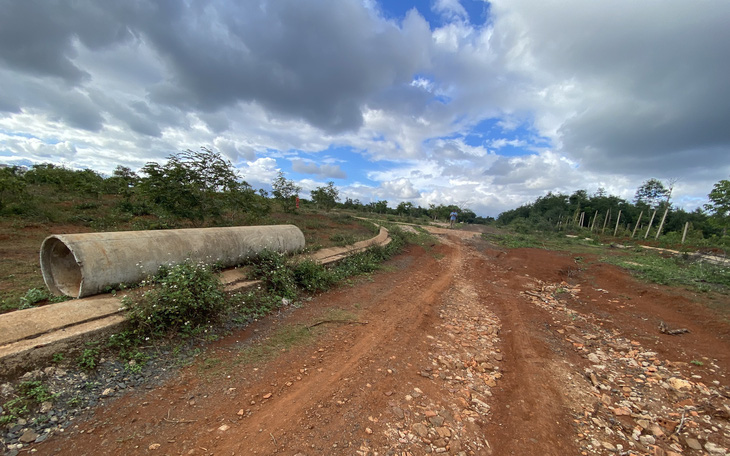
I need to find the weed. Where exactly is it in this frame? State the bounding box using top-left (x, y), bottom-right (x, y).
top-left (0, 380), bottom-right (56, 423)
top-left (690, 360), bottom-right (704, 366)
top-left (329, 233), bottom-right (356, 246)
top-left (77, 347), bottom-right (100, 371)
top-left (18, 287), bottom-right (49, 309)
top-left (51, 352), bottom-right (65, 364)
top-left (67, 395), bottom-right (84, 408)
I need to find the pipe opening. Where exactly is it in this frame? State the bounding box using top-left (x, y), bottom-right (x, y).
top-left (40, 237), bottom-right (82, 298)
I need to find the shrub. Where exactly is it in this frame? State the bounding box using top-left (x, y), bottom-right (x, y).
top-left (123, 260), bottom-right (226, 338)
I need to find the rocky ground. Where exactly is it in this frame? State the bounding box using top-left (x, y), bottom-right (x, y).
top-left (2, 227), bottom-right (729, 455)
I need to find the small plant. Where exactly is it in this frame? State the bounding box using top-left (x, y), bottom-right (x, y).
top-left (690, 359), bottom-right (704, 366)
top-left (67, 395), bottom-right (84, 408)
top-left (1, 380), bottom-right (56, 424)
top-left (51, 352), bottom-right (65, 364)
top-left (77, 347), bottom-right (100, 371)
top-left (19, 288), bottom-right (50, 309)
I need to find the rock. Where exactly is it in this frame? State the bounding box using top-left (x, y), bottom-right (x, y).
top-left (218, 424), bottom-right (230, 432)
top-left (685, 437), bottom-right (702, 450)
top-left (588, 353), bottom-right (600, 364)
top-left (19, 429), bottom-right (40, 443)
top-left (436, 427), bottom-right (451, 438)
top-left (612, 407), bottom-right (631, 416)
top-left (413, 423), bottom-right (429, 438)
top-left (602, 441), bottom-right (616, 451)
top-left (667, 377), bottom-right (692, 391)
top-left (639, 435), bottom-right (656, 445)
top-left (101, 388), bottom-right (114, 397)
top-left (263, 393), bottom-right (272, 399)
top-left (705, 442), bottom-right (727, 455)
top-left (149, 443), bottom-right (161, 450)
top-left (40, 401), bottom-right (54, 413)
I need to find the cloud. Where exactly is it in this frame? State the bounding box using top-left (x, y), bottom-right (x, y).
top-left (291, 159), bottom-right (347, 179)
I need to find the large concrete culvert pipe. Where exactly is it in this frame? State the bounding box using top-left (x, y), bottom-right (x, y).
top-left (40, 225), bottom-right (305, 298)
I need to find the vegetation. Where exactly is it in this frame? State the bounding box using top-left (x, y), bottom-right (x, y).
top-left (0, 380), bottom-right (56, 425)
top-left (496, 178), bottom-right (729, 251)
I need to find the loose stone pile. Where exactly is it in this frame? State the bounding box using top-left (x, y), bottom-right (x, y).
top-left (360, 277), bottom-right (500, 455)
top-left (523, 281), bottom-right (730, 456)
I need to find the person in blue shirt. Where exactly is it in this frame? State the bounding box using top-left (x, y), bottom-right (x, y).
top-left (449, 210), bottom-right (458, 228)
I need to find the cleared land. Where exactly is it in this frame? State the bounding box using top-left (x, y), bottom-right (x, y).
top-left (15, 226), bottom-right (729, 456)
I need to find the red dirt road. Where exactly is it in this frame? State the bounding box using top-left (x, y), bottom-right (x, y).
top-left (34, 229), bottom-right (730, 455)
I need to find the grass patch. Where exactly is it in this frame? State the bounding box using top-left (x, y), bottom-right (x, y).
top-left (602, 250), bottom-right (730, 294)
top-left (236, 325), bottom-right (314, 366)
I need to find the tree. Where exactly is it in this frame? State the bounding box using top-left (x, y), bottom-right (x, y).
top-left (704, 178), bottom-right (730, 235)
top-left (0, 166), bottom-right (27, 212)
top-left (271, 171), bottom-right (301, 213)
top-left (635, 178), bottom-right (670, 209)
top-left (310, 181), bottom-right (340, 212)
top-left (137, 147), bottom-right (251, 223)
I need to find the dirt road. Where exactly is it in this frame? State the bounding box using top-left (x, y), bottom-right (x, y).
top-left (34, 229), bottom-right (730, 455)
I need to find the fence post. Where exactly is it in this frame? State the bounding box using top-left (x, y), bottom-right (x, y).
top-left (644, 209), bottom-right (657, 239)
top-left (613, 210), bottom-right (622, 237)
top-left (631, 210), bottom-right (643, 239)
top-left (654, 206), bottom-right (670, 240)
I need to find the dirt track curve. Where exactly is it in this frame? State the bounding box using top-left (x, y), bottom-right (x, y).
top-left (32, 228), bottom-right (730, 456)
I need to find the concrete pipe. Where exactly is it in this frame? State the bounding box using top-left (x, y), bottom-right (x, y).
top-left (40, 225), bottom-right (305, 298)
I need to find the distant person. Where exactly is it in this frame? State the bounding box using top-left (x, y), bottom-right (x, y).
top-left (449, 210), bottom-right (458, 228)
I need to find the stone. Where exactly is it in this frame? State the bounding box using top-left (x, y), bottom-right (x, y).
top-left (218, 424), bottom-right (230, 432)
top-left (705, 442), bottom-right (727, 455)
top-left (667, 377), bottom-right (692, 391)
top-left (588, 353), bottom-right (600, 364)
top-left (19, 429), bottom-right (40, 443)
top-left (413, 423), bottom-right (429, 438)
top-left (685, 437), bottom-right (702, 450)
top-left (149, 443), bottom-right (161, 450)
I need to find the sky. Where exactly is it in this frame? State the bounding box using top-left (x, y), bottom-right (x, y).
top-left (1, 0), bottom-right (729, 218)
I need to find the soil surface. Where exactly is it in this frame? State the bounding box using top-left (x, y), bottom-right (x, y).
top-left (25, 229), bottom-right (730, 455)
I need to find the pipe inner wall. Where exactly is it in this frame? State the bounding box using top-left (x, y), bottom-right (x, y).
top-left (40, 225), bottom-right (305, 298)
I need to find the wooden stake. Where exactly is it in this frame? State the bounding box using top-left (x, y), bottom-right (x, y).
top-left (613, 210), bottom-right (622, 237)
top-left (602, 209), bottom-right (611, 234)
top-left (681, 221), bottom-right (690, 244)
top-left (654, 206), bottom-right (670, 240)
top-left (644, 209), bottom-right (657, 239)
top-left (590, 210), bottom-right (598, 231)
top-left (631, 210), bottom-right (643, 239)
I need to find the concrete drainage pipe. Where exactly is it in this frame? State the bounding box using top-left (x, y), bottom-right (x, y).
top-left (40, 225), bottom-right (305, 298)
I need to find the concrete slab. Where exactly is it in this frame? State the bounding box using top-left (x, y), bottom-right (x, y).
top-left (0, 295), bottom-right (123, 346)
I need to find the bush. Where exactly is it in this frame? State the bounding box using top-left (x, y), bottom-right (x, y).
top-left (246, 250), bottom-right (297, 299)
top-left (123, 260), bottom-right (226, 338)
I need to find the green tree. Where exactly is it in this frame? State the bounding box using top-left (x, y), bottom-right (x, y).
top-left (137, 147), bottom-right (250, 223)
top-left (310, 181), bottom-right (340, 212)
top-left (271, 171), bottom-right (301, 213)
top-left (635, 178), bottom-right (670, 209)
top-left (704, 178), bottom-right (730, 235)
top-left (0, 166), bottom-right (27, 212)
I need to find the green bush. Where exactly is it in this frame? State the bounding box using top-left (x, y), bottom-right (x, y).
top-left (123, 260), bottom-right (226, 338)
top-left (246, 250), bottom-right (297, 299)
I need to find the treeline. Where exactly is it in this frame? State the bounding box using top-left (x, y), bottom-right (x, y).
top-left (0, 148), bottom-right (490, 228)
top-left (496, 179), bottom-right (730, 248)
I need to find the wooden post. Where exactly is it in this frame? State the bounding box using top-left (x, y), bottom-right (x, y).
top-left (644, 209), bottom-right (657, 239)
top-left (602, 209), bottom-right (611, 234)
top-left (590, 210), bottom-right (598, 231)
top-left (654, 206), bottom-right (670, 240)
top-left (681, 221), bottom-right (690, 244)
top-left (631, 210), bottom-right (643, 239)
top-left (613, 210), bottom-right (622, 237)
